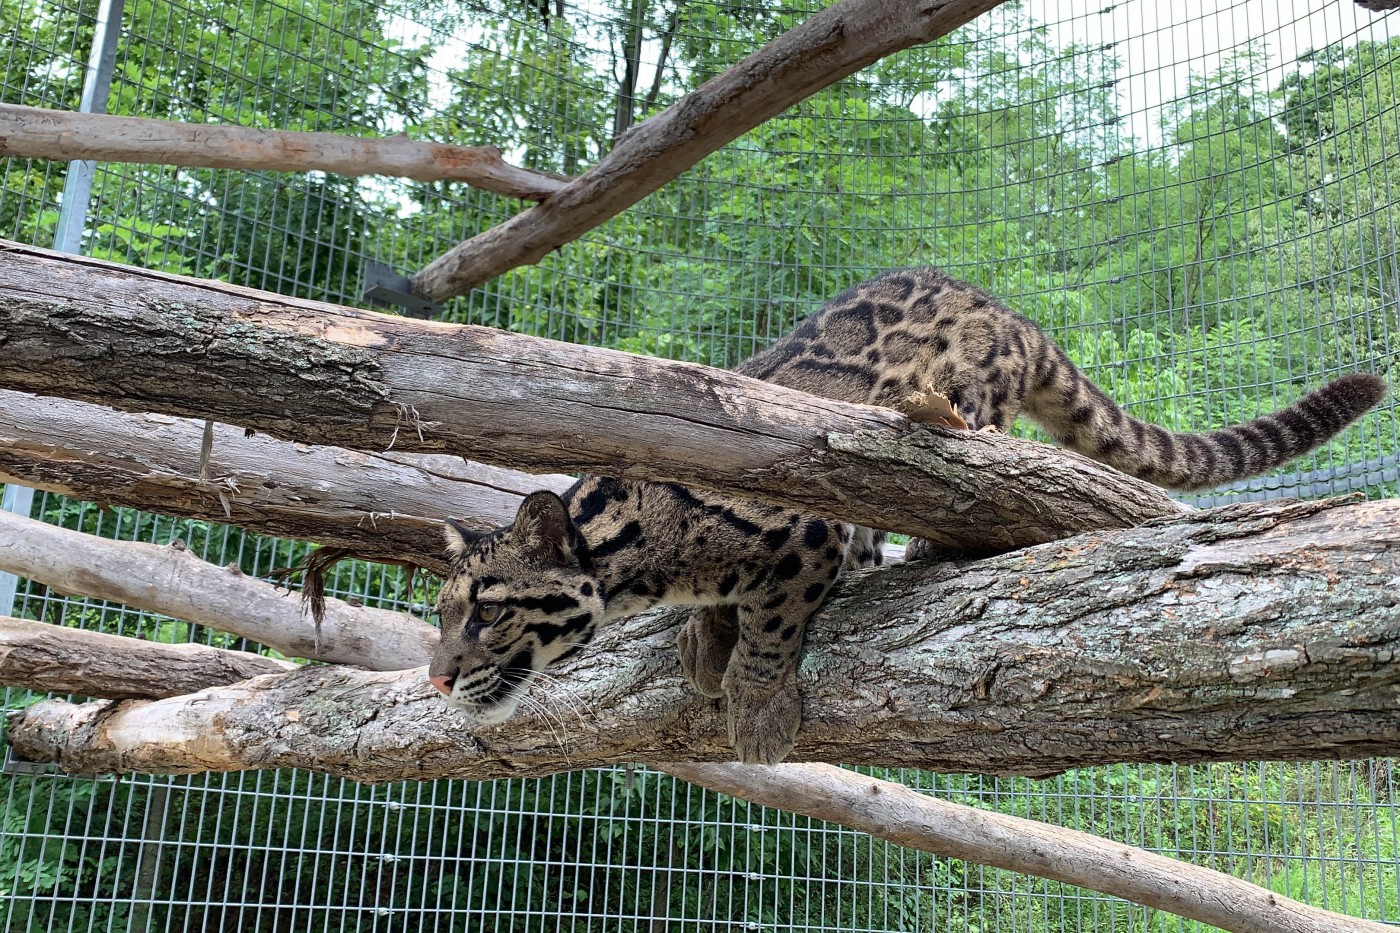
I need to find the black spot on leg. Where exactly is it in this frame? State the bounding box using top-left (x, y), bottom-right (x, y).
top-left (763, 527), bottom-right (791, 550)
top-left (718, 572), bottom-right (740, 597)
top-left (824, 547), bottom-right (840, 560)
top-left (827, 565), bottom-right (840, 580)
top-left (763, 615), bottom-right (786, 633)
top-left (763, 592), bottom-right (788, 610)
top-left (580, 583), bottom-right (594, 597)
top-left (803, 520), bottom-right (829, 548)
top-left (803, 582), bottom-right (827, 602)
top-left (774, 553), bottom-right (803, 580)
top-left (780, 624), bottom-right (798, 640)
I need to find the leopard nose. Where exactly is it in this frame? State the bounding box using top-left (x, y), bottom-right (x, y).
top-left (429, 673), bottom-right (455, 695)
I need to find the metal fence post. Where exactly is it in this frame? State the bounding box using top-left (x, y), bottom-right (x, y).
top-left (0, 0), bottom-right (126, 618)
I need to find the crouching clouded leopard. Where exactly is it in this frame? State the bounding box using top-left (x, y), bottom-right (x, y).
top-left (429, 266), bottom-right (1386, 765)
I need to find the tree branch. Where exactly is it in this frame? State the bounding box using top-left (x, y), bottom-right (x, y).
top-left (0, 615), bottom-right (296, 698)
top-left (9, 497), bottom-right (1398, 779)
top-left (408, 0), bottom-right (1011, 300)
top-left (0, 509), bottom-right (438, 669)
top-left (0, 104), bottom-right (569, 201)
top-left (0, 241), bottom-right (1183, 556)
top-left (0, 389), bottom-right (572, 571)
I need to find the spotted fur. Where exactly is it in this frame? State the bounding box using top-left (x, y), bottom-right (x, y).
top-left (430, 266), bottom-right (1386, 764)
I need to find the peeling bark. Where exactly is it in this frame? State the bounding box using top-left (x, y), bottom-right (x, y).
top-left (0, 389), bottom-right (572, 570)
top-left (9, 497), bottom-right (1398, 779)
top-left (0, 615), bottom-right (295, 698)
top-left (0, 104), bottom-right (569, 200)
top-left (0, 509), bottom-right (437, 668)
top-left (0, 242), bottom-right (1184, 556)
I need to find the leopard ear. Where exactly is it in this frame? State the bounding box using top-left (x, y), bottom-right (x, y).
top-left (443, 518), bottom-right (487, 562)
top-left (511, 491), bottom-right (577, 567)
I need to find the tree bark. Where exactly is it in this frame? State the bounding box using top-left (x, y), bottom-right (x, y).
top-left (0, 241), bottom-right (1184, 556)
top-left (0, 615), bottom-right (295, 698)
top-left (408, 0), bottom-right (1011, 300)
top-left (0, 389), bottom-right (572, 570)
top-left (9, 497), bottom-right (1398, 779)
top-left (0, 104), bottom-right (569, 201)
top-left (0, 509), bottom-right (438, 669)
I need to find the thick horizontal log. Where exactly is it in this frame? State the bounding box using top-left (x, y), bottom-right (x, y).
top-left (0, 390), bottom-right (572, 571)
top-left (5, 619), bottom-right (1378, 933)
top-left (409, 0), bottom-right (1010, 299)
top-left (9, 497), bottom-right (1398, 779)
top-left (0, 242), bottom-right (1184, 555)
top-left (0, 104), bottom-right (568, 201)
top-left (0, 509), bottom-right (437, 668)
top-left (665, 762), bottom-right (1388, 933)
top-left (0, 615), bottom-right (295, 698)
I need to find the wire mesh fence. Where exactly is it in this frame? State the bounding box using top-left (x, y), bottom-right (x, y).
top-left (2, 0), bottom-right (1398, 928)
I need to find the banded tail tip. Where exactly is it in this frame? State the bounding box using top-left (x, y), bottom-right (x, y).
top-left (1328, 372), bottom-right (1388, 414)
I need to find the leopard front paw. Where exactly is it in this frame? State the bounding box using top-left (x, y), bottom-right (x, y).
top-left (724, 680), bottom-right (801, 766)
top-left (678, 616), bottom-right (730, 698)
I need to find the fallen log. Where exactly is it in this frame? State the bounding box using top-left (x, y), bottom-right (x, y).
top-left (9, 497), bottom-right (1398, 778)
top-left (0, 240), bottom-right (1185, 556)
top-left (5, 617), bottom-right (1380, 933)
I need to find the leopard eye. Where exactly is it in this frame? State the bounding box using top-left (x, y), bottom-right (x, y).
top-left (477, 602), bottom-right (502, 624)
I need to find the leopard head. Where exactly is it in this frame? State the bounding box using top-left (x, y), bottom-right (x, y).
top-left (429, 491), bottom-right (605, 724)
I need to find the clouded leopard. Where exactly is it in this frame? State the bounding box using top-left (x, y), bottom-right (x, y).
top-left (429, 266), bottom-right (1386, 765)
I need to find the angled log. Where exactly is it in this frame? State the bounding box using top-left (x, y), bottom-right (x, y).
top-left (0, 615), bottom-right (295, 698)
top-left (0, 241), bottom-right (1184, 556)
top-left (665, 762), bottom-right (1389, 933)
top-left (9, 497), bottom-right (1398, 779)
top-left (408, 0), bottom-right (1011, 299)
top-left (0, 390), bottom-right (572, 571)
top-left (0, 509), bottom-right (437, 668)
top-left (0, 104), bottom-right (568, 201)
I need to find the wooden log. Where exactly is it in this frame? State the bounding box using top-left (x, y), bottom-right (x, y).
top-left (0, 509), bottom-right (438, 669)
top-left (409, 0), bottom-right (1011, 299)
top-left (0, 615), bottom-right (295, 698)
top-left (663, 762), bottom-right (1390, 933)
top-left (0, 389), bottom-right (572, 571)
top-left (0, 103), bottom-right (568, 201)
top-left (0, 241), bottom-right (1185, 556)
top-left (3, 618), bottom-right (1381, 933)
top-left (9, 497), bottom-right (1398, 779)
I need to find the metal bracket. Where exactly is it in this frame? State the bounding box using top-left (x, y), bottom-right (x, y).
top-left (363, 261), bottom-right (442, 319)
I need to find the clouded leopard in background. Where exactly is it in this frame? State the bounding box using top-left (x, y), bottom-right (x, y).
top-left (429, 266), bottom-right (1386, 765)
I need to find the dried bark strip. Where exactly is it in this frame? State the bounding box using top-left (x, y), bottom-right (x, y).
top-left (410, 0), bottom-right (1010, 299)
top-left (7, 625), bottom-right (1380, 932)
top-left (0, 615), bottom-right (295, 698)
top-left (0, 510), bottom-right (438, 669)
top-left (663, 763), bottom-right (1388, 933)
top-left (0, 104), bottom-right (568, 201)
top-left (0, 242), bottom-right (1184, 555)
top-left (10, 497), bottom-right (1399, 779)
top-left (0, 390), bottom-right (572, 571)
